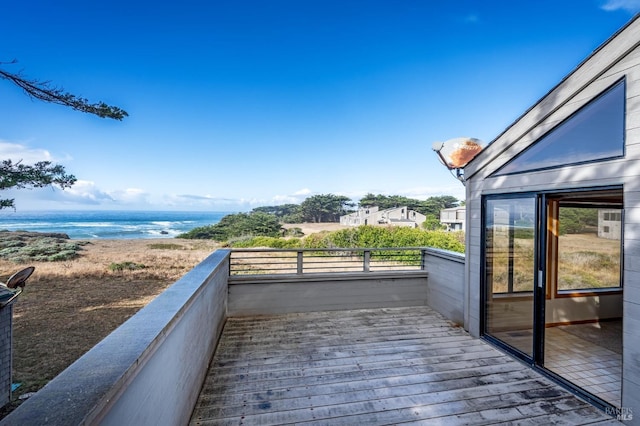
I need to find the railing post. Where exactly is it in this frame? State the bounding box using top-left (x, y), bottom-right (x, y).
top-left (421, 249), bottom-right (427, 270)
top-left (297, 251), bottom-right (303, 274)
top-left (363, 250), bottom-right (370, 272)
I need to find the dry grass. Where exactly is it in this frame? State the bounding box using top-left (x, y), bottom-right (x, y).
top-left (0, 238), bottom-right (219, 413)
top-left (557, 233), bottom-right (620, 290)
top-left (0, 223), bottom-right (344, 416)
top-left (281, 222), bottom-right (348, 235)
top-left (489, 232), bottom-right (620, 293)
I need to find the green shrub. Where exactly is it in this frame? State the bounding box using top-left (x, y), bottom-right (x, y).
top-left (178, 212), bottom-right (282, 241)
top-left (229, 236), bottom-right (302, 248)
top-left (284, 227), bottom-right (304, 237)
top-left (311, 226), bottom-right (464, 253)
top-left (228, 225), bottom-right (465, 253)
top-left (300, 232), bottom-right (333, 249)
top-left (108, 262), bottom-right (146, 272)
top-left (0, 231), bottom-right (82, 262)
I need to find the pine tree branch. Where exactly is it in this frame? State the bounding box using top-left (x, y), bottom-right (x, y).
top-left (0, 60), bottom-right (128, 120)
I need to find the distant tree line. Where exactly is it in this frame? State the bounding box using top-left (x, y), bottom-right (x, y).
top-left (252, 194), bottom-right (354, 223)
top-left (358, 193), bottom-right (460, 217)
top-left (178, 193), bottom-right (461, 242)
top-left (559, 207), bottom-right (598, 235)
top-left (253, 193), bottom-right (460, 224)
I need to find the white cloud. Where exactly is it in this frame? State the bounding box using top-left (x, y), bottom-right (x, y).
top-left (107, 188), bottom-right (150, 204)
top-left (293, 188), bottom-right (312, 196)
top-left (61, 180), bottom-right (116, 204)
top-left (2, 172), bottom-right (466, 211)
top-left (270, 188), bottom-right (324, 205)
top-left (0, 140), bottom-right (65, 164)
top-left (271, 194), bottom-right (300, 204)
top-left (166, 194), bottom-right (253, 211)
top-left (3, 181), bottom-right (157, 209)
top-left (600, 0), bottom-right (640, 12)
top-left (1, 181), bottom-right (113, 208)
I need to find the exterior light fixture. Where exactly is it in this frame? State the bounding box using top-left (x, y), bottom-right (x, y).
top-left (432, 137), bottom-right (485, 184)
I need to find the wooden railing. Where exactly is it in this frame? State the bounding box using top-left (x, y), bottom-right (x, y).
top-left (229, 247), bottom-right (427, 275)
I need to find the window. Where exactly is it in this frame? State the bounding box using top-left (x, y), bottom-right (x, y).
top-left (492, 80), bottom-right (625, 176)
top-left (485, 197), bottom-right (536, 294)
top-left (548, 201), bottom-right (622, 293)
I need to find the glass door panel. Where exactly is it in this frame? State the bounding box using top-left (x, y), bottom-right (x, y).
top-left (543, 192), bottom-right (623, 408)
top-left (485, 197), bottom-right (536, 357)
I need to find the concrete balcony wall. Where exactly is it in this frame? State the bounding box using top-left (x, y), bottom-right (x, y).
top-left (1, 249), bottom-right (230, 426)
top-left (423, 248), bottom-right (466, 327)
top-left (228, 271), bottom-right (429, 316)
top-left (227, 248), bottom-right (467, 319)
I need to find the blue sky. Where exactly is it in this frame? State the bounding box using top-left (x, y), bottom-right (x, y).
top-left (1, 1), bottom-right (639, 211)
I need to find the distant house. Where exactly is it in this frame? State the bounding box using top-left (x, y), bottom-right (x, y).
top-left (439, 206), bottom-right (465, 231)
top-left (598, 209), bottom-right (622, 240)
top-left (340, 206), bottom-right (426, 228)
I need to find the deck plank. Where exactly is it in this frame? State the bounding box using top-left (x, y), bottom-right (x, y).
top-left (190, 306), bottom-right (618, 425)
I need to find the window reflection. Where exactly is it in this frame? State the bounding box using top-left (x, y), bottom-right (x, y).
top-left (493, 80), bottom-right (625, 176)
top-left (485, 197), bottom-right (536, 356)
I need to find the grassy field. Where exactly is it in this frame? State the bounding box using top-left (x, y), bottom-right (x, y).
top-left (0, 223), bottom-right (346, 417)
top-left (0, 237), bottom-right (219, 416)
top-left (557, 232), bottom-right (621, 290)
top-left (489, 232), bottom-right (620, 293)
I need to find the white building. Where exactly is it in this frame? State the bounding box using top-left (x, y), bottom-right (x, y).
top-left (599, 209), bottom-right (622, 240)
top-left (439, 206), bottom-right (465, 231)
top-left (340, 206), bottom-right (426, 228)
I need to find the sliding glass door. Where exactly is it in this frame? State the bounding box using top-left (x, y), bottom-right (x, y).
top-left (484, 196), bottom-right (537, 358)
top-left (483, 188), bottom-right (623, 409)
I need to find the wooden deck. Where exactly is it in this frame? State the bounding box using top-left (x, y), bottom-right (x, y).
top-left (190, 306), bottom-right (619, 425)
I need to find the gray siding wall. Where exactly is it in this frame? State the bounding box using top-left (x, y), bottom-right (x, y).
top-left (423, 248), bottom-right (465, 326)
top-left (1, 250), bottom-right (230, 426)
top-left (463, 18), bottom-right (640, 421)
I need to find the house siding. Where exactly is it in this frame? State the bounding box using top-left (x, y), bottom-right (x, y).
top-left (463, 16), bottom-right (640, 421)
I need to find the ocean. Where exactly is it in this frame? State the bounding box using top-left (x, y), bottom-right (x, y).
top-left (0, 210), bottom-right (230, 240)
